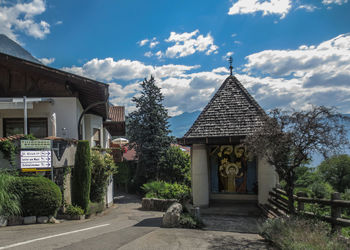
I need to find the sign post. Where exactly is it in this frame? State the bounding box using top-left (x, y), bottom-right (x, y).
top-left (21, 140), bottom-right (53, 181)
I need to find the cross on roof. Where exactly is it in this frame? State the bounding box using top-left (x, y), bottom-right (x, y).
top-left (228, 56), bottom-right (233, 76)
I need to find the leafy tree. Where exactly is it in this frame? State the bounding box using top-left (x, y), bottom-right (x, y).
top-left (127, 76), bottom-right (173, 186)
top-left (90, 151), bottom-right (118, 203)
top-left (245, 106), bottom-right (349, 213)
top-left (317, 154), bottom-right (350, 193)
top-left (159, 145), bottom-right (191, 186)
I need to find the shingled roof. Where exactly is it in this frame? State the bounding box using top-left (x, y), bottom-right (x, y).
top-left (180, 75), bottom-right (265, 144)
top-left (103, 106), bottom-right (125, 136)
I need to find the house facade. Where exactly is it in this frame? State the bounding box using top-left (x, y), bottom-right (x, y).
top-left (179, 75), bottom-right (278, 206)
top-left (0, 46), bottom-right (124, 146)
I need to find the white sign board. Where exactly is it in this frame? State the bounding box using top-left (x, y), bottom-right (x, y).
top-left (20, 150), bottom-right (51, 169)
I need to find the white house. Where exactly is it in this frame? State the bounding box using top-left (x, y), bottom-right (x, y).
top-left (0, 34), bottom-right (125, 146)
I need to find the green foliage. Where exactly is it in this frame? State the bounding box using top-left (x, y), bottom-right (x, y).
top-left (309, 181), bottom-right (334, 199)
top-left (342, 189), bottom-right (350, 217)
top-left (127, 76), bottom-right (173, 187)
top-left (65, 204), bottom-right (84, 216)
top-left (179, 213), bottom-right (204, 229)
top-left (260, 216), bottom-right (349, 249)
top-left (72, 140), bottom-right (91, 212)
top-left (142, 181), bottom-right (191, 202)
top-left (86, 202), bottom-right (105, 216)
top-left (14, 176), bottom-right (62, 216)
top-left (295, 166), bottom-right (320, 188)
top-left (0, 172), bottom-right (21, 216)
top-left (317, 154), bottom-right (350, 193)
top-left (159, 146), bottom-right (191, 187)
top-left (0, 135), bottom-right (37, 168)
top-left (90, 150), bottom-right (118, 203)
top-left (114, 161), bottom-right (130, 184)
top-left (0, 140), bottom-right (16, 167)
top-left (114, 161), bottom-right (137, 193)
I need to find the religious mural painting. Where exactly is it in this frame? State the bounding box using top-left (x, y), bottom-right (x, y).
top-left (209, 144), bottom-right (257, 194)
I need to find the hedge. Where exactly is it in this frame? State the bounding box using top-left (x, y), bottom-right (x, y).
top-left (14, 176), bottom-right (62, 216)
top-left (72, 141), bottom-right (91, 212)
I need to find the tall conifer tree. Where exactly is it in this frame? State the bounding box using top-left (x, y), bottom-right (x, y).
top-left (127, 76), bottom-right (172, 186)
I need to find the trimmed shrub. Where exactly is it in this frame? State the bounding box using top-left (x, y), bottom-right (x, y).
top-left (0, 172), bottom-right (21, 216)
top-left (86, 202), bottom-right (105, 216)
top-left (72, 141), bottom-right (91, 213)
top-left (65, 204), bottom-right (84, 216)
top-left (90, 151), bottom-right (117, 203)
top-left (14, 176), bottom-right (62, 216)
top-left (142, 181), bottom-right (191, 202)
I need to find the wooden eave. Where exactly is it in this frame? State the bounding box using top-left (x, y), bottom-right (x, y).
top-left (0, 52), bottom-right (109, 119)
top-left (177, 135), bottom-right (245, 146)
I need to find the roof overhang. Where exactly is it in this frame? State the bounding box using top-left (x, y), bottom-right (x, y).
top-left (103, 120), bottom-right (125, 136)
top-left (177, 135), bottom-right (246, 146)
top-left (0, 52), bottom-right (109, 119)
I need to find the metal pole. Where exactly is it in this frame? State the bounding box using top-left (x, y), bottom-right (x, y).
top-left (23, 96), bottom-right (28, 135)
top-left (51, 141), bottom-right (54, 182)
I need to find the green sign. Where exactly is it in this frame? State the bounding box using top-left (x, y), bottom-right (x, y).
top-left (21, 140), bottom-right (51, 149)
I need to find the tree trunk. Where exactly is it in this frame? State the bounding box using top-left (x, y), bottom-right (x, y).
top-left (286, 174), bottom-right (295, 214)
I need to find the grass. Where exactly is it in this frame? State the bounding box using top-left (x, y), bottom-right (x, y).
top-left (260, 216), bottom-right (350, 250)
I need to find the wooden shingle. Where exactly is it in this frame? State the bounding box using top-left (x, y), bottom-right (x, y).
top-left (183, 75), bottom-right (265, 139)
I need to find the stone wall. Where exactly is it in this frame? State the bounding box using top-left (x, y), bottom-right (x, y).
top-left (141, 198), bottom-right (178, 212)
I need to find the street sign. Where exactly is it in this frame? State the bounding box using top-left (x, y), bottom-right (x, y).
top-left (21, 140), bottom-right (51, 149)
top-left (20, 140), bottom-right (53, 175)
top-left (20, 150), bottom-right (51, 169)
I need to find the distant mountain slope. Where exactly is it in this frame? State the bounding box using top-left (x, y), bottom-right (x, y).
top-left (0, 34), bottom-right (41, 64)
top-left (169, 111), bottom-right (201, 138)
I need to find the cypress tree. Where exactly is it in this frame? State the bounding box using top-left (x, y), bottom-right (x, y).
top-left (72, 140), bottom-right (91, 212)
top-left (127, 76), bottom-right (172, 186)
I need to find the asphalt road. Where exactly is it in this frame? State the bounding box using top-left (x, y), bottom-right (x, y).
top-left (0, 194), bottom-right (270, 250)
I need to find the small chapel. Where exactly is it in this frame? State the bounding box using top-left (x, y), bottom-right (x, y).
top-left (179, 61), bottom-right (278, 207)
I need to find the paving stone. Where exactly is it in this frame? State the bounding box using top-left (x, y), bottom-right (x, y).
top-left (0, 216), bottom-right (7, 227)
top-left (7, 216), bottom-right (23, 226)
top-left (37, 216), bottom-right (49, 224)
top-left (24, 216), bottom-right (37, 225)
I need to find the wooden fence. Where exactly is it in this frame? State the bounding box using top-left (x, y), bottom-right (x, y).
top-left (261, 188), bottom-right (350, 232)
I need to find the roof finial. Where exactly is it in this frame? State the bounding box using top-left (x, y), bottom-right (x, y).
top-left (228, 56), bottom-right (233, 76)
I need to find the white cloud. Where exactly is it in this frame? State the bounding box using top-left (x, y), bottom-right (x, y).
top-left (144, 51), bottom-right (153, 57)
top-left (240, 33), bottom-right (350, 113)
top-left (155, 51), bottom-right (163, 59)
top-left (55, 21), bottom-right (63, 25)
top-left (38, 57), bottom-right (55, 65)
top-left (322, 0), bottom-right (348, 5)
top-left (0, 0), bottom-right (50, 41)
top-left (228, 0), bottom-right (292, 19)
top-left (149, 37), bottom-right (159, 48)
top-left (244, 33), bottom-right (350, 86)
top-left (62, 57), bottom-right (199, 81)
top-left (63, 34), bottom-right (350, 116)
top-left (296, 5), bottom-right (317, 12)
top-left (138, 39), bottom-right (149, 47)
top-left (164, 30), bottom-right (219, 58)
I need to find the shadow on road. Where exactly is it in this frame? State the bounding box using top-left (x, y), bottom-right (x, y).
top-left (114, 192), bottom-right (141, 204)
top-left (133, 217), bottom-right (162, 227)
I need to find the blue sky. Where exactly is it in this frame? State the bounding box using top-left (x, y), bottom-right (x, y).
top-left (0, 0), bottom-right (350, 117)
